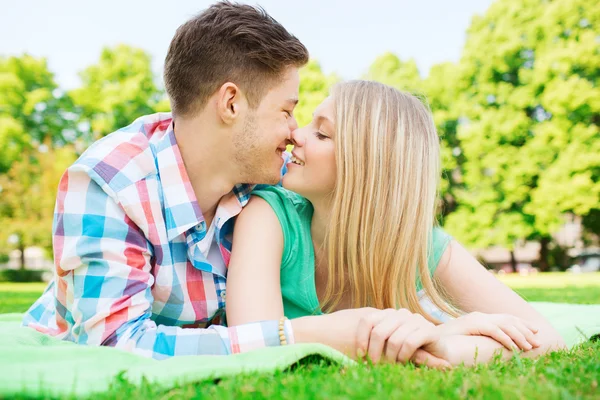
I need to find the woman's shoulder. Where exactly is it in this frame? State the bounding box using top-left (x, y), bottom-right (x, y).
top-left (250, 185), bottom-right (313, 269)
top-left (252, 185), bottom-right (312, 214)
top-left (427, 226), bottom-right (454, 273)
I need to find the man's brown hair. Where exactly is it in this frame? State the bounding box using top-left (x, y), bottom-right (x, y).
top-left (164, 1), bottom-right (309, 117)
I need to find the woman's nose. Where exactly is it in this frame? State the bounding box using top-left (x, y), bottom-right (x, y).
top-left (290, 128), bottom-right (305, 147)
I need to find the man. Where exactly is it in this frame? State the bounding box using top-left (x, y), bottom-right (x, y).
top-left (23, 2), bottom-right (308, 359)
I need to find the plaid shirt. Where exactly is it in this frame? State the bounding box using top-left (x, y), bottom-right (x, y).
top-left (22, 113), bottom-right (294, 359)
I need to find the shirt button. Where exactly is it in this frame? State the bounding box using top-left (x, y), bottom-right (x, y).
top-left (221, 291), bottom-right (226, 301)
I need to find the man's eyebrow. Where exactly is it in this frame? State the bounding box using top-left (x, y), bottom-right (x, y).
top-left (286, 98), bottom-right (299, 107)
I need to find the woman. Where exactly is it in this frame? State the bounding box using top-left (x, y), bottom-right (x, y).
top-left (226, 81), bottom-right (565, 367)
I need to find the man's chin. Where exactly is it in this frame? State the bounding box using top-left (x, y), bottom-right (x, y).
top-left (243, 171), bottom-right (281, 186)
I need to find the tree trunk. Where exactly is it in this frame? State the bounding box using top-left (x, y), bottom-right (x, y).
top-left (538, 237), bottom-right (550, 272)
top-left (509, 250), bottom-right (518, 273)
top-left (19, 241), bottom-right (26, 271)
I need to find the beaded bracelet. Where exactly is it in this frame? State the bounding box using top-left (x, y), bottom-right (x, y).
top-left (279, 316), bottom-right (288, 346)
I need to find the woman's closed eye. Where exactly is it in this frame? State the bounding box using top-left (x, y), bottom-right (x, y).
top-left (314, 131), bottom-right (329, 140)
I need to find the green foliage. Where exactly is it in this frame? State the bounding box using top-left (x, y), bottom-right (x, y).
top-left (0, 55), bottom-right (77, 173)
top-left (365, 52), bottom-right (423, 94)
top-left (1, 0), bottom-right (599, 270)
top-left (295, 60), bottom-right (339, 128)
top-left (0, 47), bottom-right (161, 265)
top-left (70, 44), bottom-right (164, 141)
top-left (442, 0), bottom-right (600, 253)
top-left (0, 146), bottom-right (77, 263)
top-left (0, 269), bottom-right (43, 283)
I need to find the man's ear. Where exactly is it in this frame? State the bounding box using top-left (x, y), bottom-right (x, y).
top-left (217, 82), bottom-right (246, 124)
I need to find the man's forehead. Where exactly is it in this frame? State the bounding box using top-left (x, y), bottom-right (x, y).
top-left (263, 68), bottom-right (299, 105)
top-left (278, 68), bottom-right (300, 100)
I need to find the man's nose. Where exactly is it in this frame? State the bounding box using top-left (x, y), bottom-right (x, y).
top-left (288, 116), bottom-right (299, 133)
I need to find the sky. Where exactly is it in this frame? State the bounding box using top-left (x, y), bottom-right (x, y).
top-left (0, 0), bottom-right (494, 89)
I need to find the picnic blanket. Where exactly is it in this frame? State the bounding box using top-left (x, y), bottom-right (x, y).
top-left (1, 302), bottom-right (598, 398)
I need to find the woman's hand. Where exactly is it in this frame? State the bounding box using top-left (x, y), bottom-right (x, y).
top-left (355, 308), bottom-right (451, 369)
top-left (439, 312), bottom-right (541, 351)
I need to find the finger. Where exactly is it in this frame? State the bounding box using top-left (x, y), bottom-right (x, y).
top-left (411, 349), bottom-right (452, 370)
top-left (477, 323), bottom-right (519, 350)
top-left (367, 314), bottom-right (409, 364)
top-left (384, 322), bottom-right (421, 363)
top-left (355, 309), bottom-right (396, 360)
top-left (397, 326), bottom-right (440, 364)
top-left (501, 325), bottom-right (531, 351)
top-left (519, 318), bottom-right (541, 337)
top-left (514, 321), bottom-right (541, 349)
top-left (441, 312), bottom-right (481, 336)
top-left (385, 313), bottom-right (432, 362)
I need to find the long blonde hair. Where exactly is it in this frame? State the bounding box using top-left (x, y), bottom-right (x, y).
top-left (321, 80), bottom-right (460, 323)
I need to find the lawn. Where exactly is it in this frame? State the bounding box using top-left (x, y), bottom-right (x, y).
top-left (2, 273), bottom-right (599, 399)
top-left (0, 282), bottom-right (48, 314)
top-left (498, 272), bottom-right (600, 304)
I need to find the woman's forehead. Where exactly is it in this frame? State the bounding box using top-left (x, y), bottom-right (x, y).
top-left (313, 97), bottom-right (335, 123)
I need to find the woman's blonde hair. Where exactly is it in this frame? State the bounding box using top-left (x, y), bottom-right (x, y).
top-left (322, 80), bottom-right (460, 323)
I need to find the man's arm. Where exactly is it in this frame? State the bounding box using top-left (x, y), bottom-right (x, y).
top-left (54, 168), bottom-right (291, 359)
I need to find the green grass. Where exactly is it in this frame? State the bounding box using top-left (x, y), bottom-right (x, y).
top-left (497, 272), bottom-right (600, 289)
top-left (498, 272), bottom-right (600, 304)
top-left (2, 274), bottom-right (599, 399)
top-left (0, 282), bottom-right (48, 313)
top-left (93, 343), bottom-right (600, 400)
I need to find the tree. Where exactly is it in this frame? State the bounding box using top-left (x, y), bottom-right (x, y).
top-left (295, 59), bottom-right (339, 128)
top-left (424, 62), bottom-right (467, 218)
top-left (0, 55), bottom-right (77, 173)
top-left (0, 145), bottom-right (77, 268)
top-left (444, 0), bottom-right (600, 270)
top-left (70, 45), bottom-right (163, 141)
top-left (365, 52), bottom-right (423, 94)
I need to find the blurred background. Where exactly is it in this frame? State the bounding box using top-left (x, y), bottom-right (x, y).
top-left (0, 0), bottom-right (598, 289)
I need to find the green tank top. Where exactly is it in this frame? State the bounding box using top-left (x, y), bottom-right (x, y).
top-left (252, 186), bottom-right (452, 320)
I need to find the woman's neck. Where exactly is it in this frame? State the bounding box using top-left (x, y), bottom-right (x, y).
top-left (309, 198), bottom-right (330, 251)
top-left (310, 206), bottom-right (329, 250)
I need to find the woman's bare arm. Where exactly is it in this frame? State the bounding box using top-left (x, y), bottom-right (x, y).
top-left (225, 196), bottom-right (377, 357)
top-left (226, 196), bottom-right (286, 325)
top-left (434, 239), bottom-right (566, 357)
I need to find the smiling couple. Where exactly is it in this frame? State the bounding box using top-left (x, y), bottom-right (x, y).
top-left (23, 1), bottom-right (565, 367)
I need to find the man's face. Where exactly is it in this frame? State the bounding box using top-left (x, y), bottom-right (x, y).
top-left (232, 67), bottom-right (300, 185)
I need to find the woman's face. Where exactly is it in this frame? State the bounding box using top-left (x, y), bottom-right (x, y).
top-left (282, 96), bottom-right (337, 201)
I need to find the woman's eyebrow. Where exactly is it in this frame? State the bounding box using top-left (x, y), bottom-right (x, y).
top-left (313, 114), bottom-right (334, 127)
